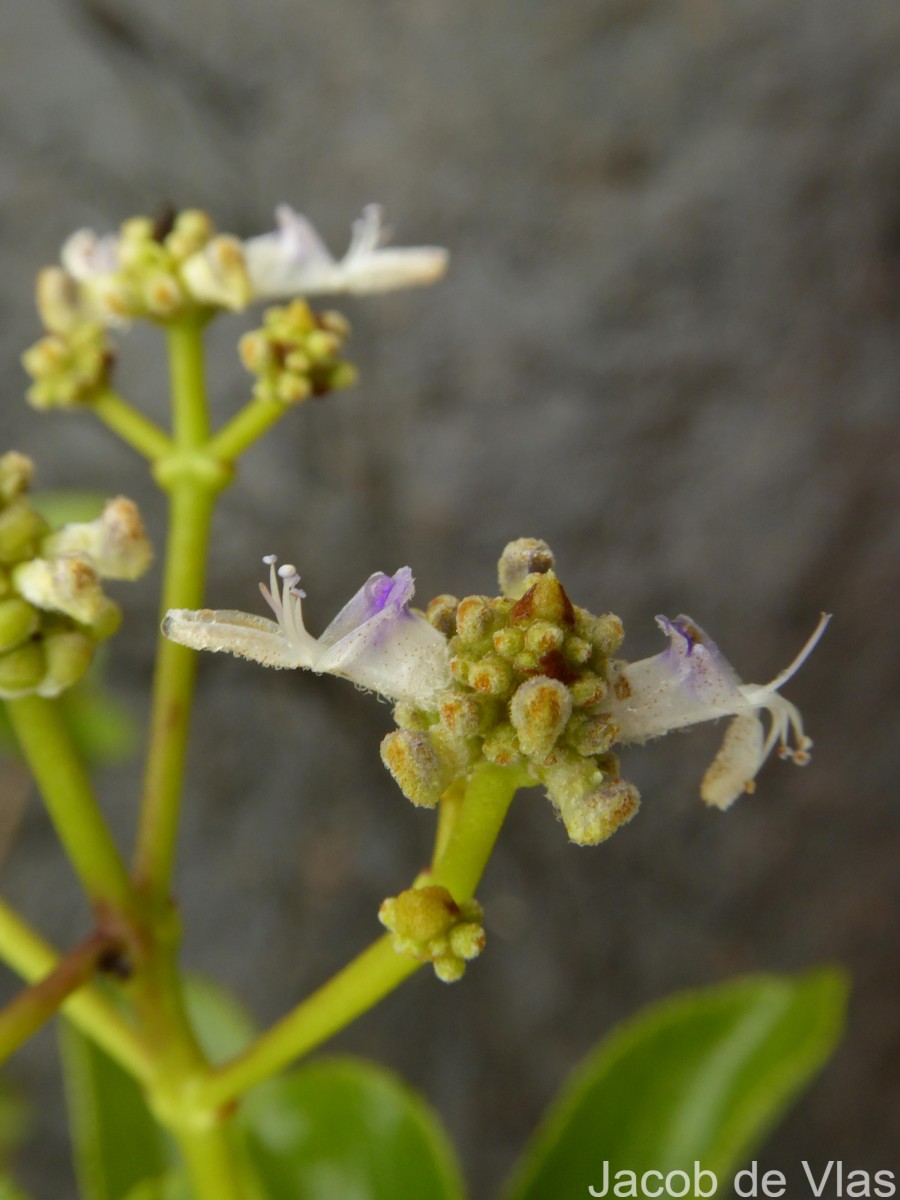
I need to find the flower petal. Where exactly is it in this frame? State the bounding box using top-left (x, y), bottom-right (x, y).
top-left (162, 607), bottom-right (310, 670)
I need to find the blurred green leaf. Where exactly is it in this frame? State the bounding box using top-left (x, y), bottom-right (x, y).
top-left (182, 977), bottom-right (256, 1066)
top-left (121, 1175), bottom-right (191, 1200)
top-left (0, 1178), bottom-right (33, 1200)
top-left (504, 969), bottom-right (848, 1200)
top-left (245, 1057), bottom-right (466, 1200)
top-left (59, 1021), bottom-right (167, 1200)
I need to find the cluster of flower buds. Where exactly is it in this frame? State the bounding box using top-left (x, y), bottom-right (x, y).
top-left (238, 300), bottom-right (357, 406)
top-left (378, 884), bottom-right (486, 983)
top-left (0, 452), bottom-right (152, 699)
top-left (382, 539), bottom-right (641, 846)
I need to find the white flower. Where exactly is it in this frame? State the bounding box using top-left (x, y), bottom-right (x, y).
top-left (606, 613), bottom-right (830, 809)
top-left (163, 556), bottom-right (452, 707)
top-left (61, 229), bottom-right (121, 282)
top-left (244, 204), bottom-right (448, 299)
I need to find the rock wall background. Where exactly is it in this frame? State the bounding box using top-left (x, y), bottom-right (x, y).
top-left (1, 1), bottom-right (898, 1195)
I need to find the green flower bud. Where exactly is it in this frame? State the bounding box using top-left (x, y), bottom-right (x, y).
top-left (380, 729), bottom-right (446, 808)
top-left (0, 598), bottom-right (39, 652)
top-left (565, 712), bottom-right (619, 756)
top-left (85, 597), bottom-right (123, 641)
top-left (524, 619), bottom-right (565, 656)
top-left (165, 210), bottom-right (215, 260)
top-left (509, 676), bottom-right (573, 760)
top-left (379, 887), bottom-right (485, 983)
top-left (39, 630), bottom-right (95, 697)
top-left (454, 595), bottom-right (494, 646)
top-left (554, 778), bottom-right (640, 846)
top-left (0, 453), bottom-right (35, 505)
top-left (0, 640), bottom-right (46, 697)
top-left (438, 694), bottom-right (483, 739)
top-left (481, 723), bottom-right (521, 766)
top-left (467, 654), bottom-right (513, 696)
top-left (0, 502), bottom-right (49, 563)
top-left (570, 672), bottom-right (608, 707)
top-left (509, 571), bottom-right (575, 627)
top-left (181, 236), bottom-right (251, 311)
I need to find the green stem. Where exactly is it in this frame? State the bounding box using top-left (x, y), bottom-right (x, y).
top-left (133, 477), bottom-right (216, 897)
top-left (166, 318), bottom-right (212, 447)
top-left (0, 932), bottom-right (113, 1066)
top-left (133, 317), bottom-right (223, 899)
top-left (0, 898), bottom-right (153, 1082)
top-left (175, 1124), bottom-right (252, 1200)
top-left (206, 398), bottom-right (287, 464)
top-left (91, 389), bottom-right (174, 461)
top-left (194, 763), bottom-right (529, 1112)
top-left (4, 696), bottom-right (138, 919)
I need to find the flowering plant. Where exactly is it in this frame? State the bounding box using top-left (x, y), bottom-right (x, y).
top-left (0, 204), bottom-right (845, 1199)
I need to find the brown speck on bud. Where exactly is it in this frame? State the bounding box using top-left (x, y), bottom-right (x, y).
top-left (439, 694), bottom-right (482, 738)
top-left (510, 572), bottom-right (575, 628)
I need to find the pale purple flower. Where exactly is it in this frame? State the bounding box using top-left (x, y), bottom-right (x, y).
top-left (243, 204), bottom-right (448, 300)
top-left (606, 614), bottom-right (830, 808)
top-left (163, 556), bottom-right (452, 707)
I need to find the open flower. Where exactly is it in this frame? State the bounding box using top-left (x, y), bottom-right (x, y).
top-left (606, 614), bottom-right (830, 808)
top-left (244, 204), bottom-right (448, 299)
top-left (163, 556), bottom-right (452, 707)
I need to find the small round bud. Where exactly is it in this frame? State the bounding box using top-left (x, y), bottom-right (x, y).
top-left (509, 676), bottom-right (573, 759)
top-left (181, 236), bottom-right (251, 311)
top-left (492, 625), bottom-right (523, 658)
top-left (0, 640), bottom-right (46, 697)
top-left (39, 630), bottom-right (95, 696)
top-left (564, 636), bottom-right (592, 665)
top-left (524, 620), bottom-right (565, 656)
top-left (455, 595), bottom-right (494, 645)
top-left (468, 654), bottom-right (512, 696)
top-left (566, 712), bottom-right (619, 756)
top-left (481, 723), bottom-right (521, 766)
top-left (380, 729), bottom-right (446, 808)
top-left (426, 595), bottom-right (458, 637)
top-left (498, 538), bottom-right (555, 599)
top-left (0, 598), bottom-right (39, 652)
top-left (439, 694), bottom-right (482, 739)
top-left (570, 672), bottom-right (608, 707)
top-left (0, 503), bottom-right (49, 564)
top-left (0, 453), bottom-right (35, 505)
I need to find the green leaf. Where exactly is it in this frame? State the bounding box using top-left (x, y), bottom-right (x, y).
top-left (504, 969), bottom-right (848, 1200)
top-left (181, 977), bottom-right (256, 1067)
top-left (59, 1020), bottom-right (167, 1200)
top-left (245, 1056), bottom-right (466, 1200)
top-left (121, 1175), bottom-right (191, 1200)
top-left (0, 1177), bottom-right (33, 1200)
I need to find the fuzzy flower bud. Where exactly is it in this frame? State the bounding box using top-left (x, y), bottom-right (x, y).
top-left (378, 886), bottom-right (485, 983)
top-left (509, 675), bottom-right (572, 760)
top-left (0, 598), bottom-right (40, 652)
top-left (380, 729), bottom-right (447, 809)
top-left (498, 537), bottom-right (555, 599)
top-left (553, 776), bottom-right (641, 846)
top-left (181, 236), bottom-right (252, 311)
top-left (22, 323), bottom-right (113, 410)
top-left (0, 453), bottom-right (35, 504)
top-left (239, 299), bottom-right (357, 406)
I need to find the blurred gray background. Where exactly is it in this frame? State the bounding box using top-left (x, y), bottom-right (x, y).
top-left (1, 0), bottom-right (898, 1195)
